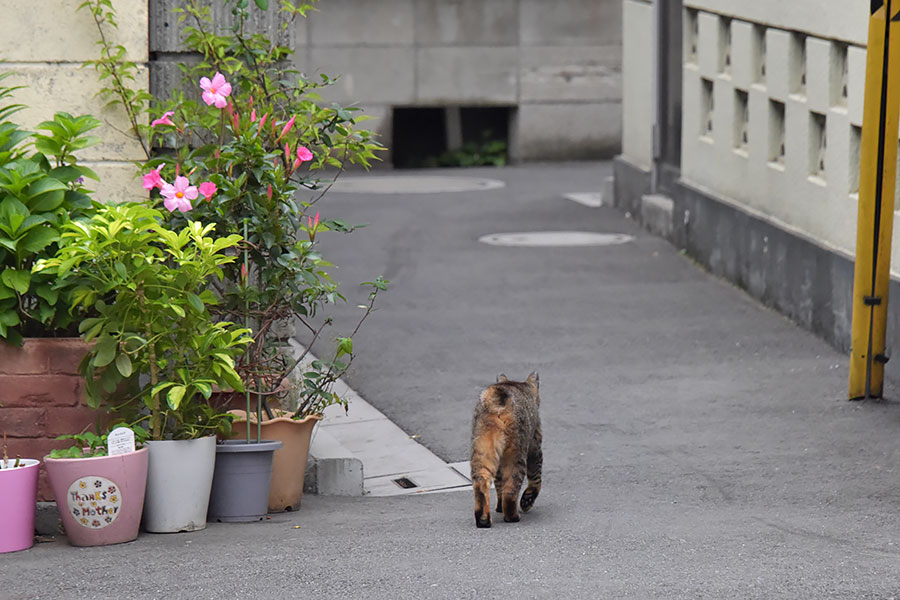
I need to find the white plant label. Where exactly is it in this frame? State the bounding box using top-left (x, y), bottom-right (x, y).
top-left (107, 427), bottom-right (135, 456)
top-left (66, 476), bottom-right (122, 529)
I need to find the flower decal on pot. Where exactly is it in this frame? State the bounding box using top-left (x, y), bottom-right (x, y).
top-left (66, 476), bottom-right (122, 530)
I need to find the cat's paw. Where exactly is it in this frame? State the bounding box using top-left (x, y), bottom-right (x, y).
top-left (520, 488), bottom-right (538, 512)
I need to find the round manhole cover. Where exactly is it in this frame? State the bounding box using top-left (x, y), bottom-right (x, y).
top-left (328, 175), bottom-right (505, 194)
top-left (479, 232), bottom-right (634, 247)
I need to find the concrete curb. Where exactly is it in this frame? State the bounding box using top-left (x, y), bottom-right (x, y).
top-left (304, 428), bottom-right (364, 496)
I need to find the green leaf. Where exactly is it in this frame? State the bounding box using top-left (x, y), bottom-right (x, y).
top-left (18, 226), bottom-right (57, 254)
top-left (34, 283), bottom-right (58, 306)
top-left (167, 385), bottom-right (186, 410)
top-left (194, 381), bottom-right (212, 399)
top-left (219, 367), bottom-right (244, 393)
top-left (1, 268), bottom-right (30, 294)
top-left (114, 353), bottom-right (133, 377)
top-left (337, 337), bottom-right (353, 356)
top-left (150, 381), bottom-right (175, 398)
top-left (92, 335), bottom-right (117, 367)
top-left (253, 0), bottom-right (268, 8)
top-left (170, 304), bottom-right (185, 318)
top-left (186, 292), bottom-right (204, 313)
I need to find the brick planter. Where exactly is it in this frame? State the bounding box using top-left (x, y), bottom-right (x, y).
top-left (0, 338), bottom-right (97, 502)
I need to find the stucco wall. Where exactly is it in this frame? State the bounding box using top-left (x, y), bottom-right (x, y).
top-left (0, 0), bottom-right (148, 203)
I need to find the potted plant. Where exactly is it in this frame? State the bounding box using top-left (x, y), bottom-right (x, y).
top-left (0, 73), bottom-right (113, 510)
top-left (42, 428), bottom-right (148, 547)
top-left (81, 0), bottom-right (387, 517)
top-left (0, 433), bottom-right (41, 553)
top-left (35, 202), bottom-right (252, 533)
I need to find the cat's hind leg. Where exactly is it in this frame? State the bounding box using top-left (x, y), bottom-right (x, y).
top-left (520, 442), bottom-right (542, 513)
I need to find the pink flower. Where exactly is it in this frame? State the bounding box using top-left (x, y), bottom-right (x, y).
top-left (160, 176), bottom-right (198, 213)
top-left (142, 165), bottom-right (166, 190)
top-left (199, 72), bottom-right (232, 108)
top-left (258, 113), bottom-right (268, 132)
top-left (296, 146), bottom-right (313, 162)
top-left (284, 142), bottom-right (291, 164)
top-left (250, 109), bottom-right (257, 123)
top-left (240, 263), bottom-right (248, 285)
top-left (277, 116), bottom-right (295, 141)
top-left (291, 145), bottom-right (313, 172)
top-left (199, 181), bottom-right (217, 202)
top-left (151, 111), bottom-right (175, 128)
top-left (266, 184), bottom-right (273, 200)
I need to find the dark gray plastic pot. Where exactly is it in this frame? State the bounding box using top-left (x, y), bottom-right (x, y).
top-left (207, 439), bottom-right (283, 523)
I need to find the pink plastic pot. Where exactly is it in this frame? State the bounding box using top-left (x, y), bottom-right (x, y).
top-left (44, 448), bottom-right (149, 547)
top-left (0, 458), bottom-right (40, 553)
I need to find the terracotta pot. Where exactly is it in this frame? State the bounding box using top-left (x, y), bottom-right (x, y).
top-left (44, 448), bottom-right (148, 547)
top-left (0, 458), bottom-right (40, 553)
top-left (229, 410), bottom-right (322, 512)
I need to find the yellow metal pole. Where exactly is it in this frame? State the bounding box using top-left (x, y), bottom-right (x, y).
top-left (849, 0), bottom-right (900, 399)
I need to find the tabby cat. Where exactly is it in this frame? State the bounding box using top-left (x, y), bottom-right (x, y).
top-left (470, 372), bottom-right (543, 528)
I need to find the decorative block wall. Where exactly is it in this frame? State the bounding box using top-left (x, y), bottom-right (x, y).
top-left (679, 2), bottom-right (900, 274)
top-left (0, 339), bottom-right (98, 502)
top-left (0, 0), bottom-right (149, 204)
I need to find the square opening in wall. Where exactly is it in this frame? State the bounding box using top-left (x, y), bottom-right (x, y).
top-left (768, 100), bottom-right (785, 166)
top-left (701, 78), bottom-right (714, 138)
top-left (833, 43), bottom-right (848, 107)
top-left (720, 17), bottom-right (732, 74)
top-left (391, 106), bottom-right (513, 168)
top-left (685, 9), bottom-right (699, 64)
top-left (734, 89), bottom-right (749, 152)
top-left (849, 125), bottom-right (861, 194)
top-left (791, 32), bottom-right (807, 95)
top-left (754, 24), bottom-right (767, 84)
top-left (809, 112), bottom-right (827, 180)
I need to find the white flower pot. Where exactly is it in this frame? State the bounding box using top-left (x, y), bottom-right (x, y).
top-left (142, 436), bottom-right (216, 533)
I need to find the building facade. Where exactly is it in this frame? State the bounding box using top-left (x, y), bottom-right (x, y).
top-left (615, 0), bottom-right (900, 383)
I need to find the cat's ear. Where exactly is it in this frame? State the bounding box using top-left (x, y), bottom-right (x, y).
top-left (497, 374), bottom-right (508, 383)
top-left (526, 372), bottom-right (539, 389)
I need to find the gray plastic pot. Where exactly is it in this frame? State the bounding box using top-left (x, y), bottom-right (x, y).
top-left (207, 439), bottom-right (283, 523)
top-left (143, 436), bottom-right (216, 533)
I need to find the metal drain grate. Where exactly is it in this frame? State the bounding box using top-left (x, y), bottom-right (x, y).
top-left (392, 477), bottom-right (418, 489)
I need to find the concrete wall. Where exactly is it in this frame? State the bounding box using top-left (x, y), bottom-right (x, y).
top-left (0, 0), bottom-right (148, 203)
top-left (620, 0), bottom-right (654, 170)
top-left (303, 0), bottom-right (622, 162)
top-left (152, 0), bottom-right (622, 164)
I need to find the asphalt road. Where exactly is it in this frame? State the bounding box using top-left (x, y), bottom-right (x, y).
top-left (5, 162), bottom-right (900, 599)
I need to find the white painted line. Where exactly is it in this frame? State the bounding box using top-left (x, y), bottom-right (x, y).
top-left (479, 231), bottom-right (634, 247)
top-left (328, 175), bottom-right (506, 194)
top-left (564, 192), bottom-right (604, 208)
